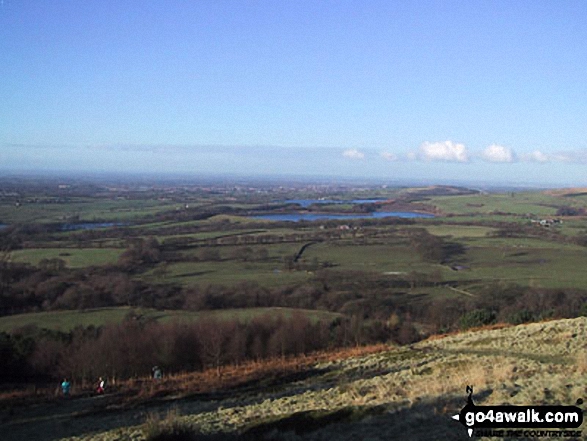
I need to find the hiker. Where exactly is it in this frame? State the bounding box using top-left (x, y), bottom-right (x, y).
top-left (61, 378), bottom-right (71, 397)
top-left (152, 366), bottom-right (162, 380)
top-left (96, 377), bottom-right (105, 394)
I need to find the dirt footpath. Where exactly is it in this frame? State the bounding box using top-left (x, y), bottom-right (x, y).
top-left (1, 393), bottom-right (219, 441)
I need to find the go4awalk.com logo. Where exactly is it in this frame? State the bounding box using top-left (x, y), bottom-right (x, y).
top-left (451, 386), bottom-right (583, 438)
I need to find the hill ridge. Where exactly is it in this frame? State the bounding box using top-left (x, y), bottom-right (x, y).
top-left (6, 317), bottom-right (587, 440)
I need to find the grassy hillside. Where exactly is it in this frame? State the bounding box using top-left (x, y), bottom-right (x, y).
top-left (4, 317), bottom-right (585, 440)
top-left (150, 318), bottom-right (586, 440)
top-left (426, 192), bottom-right (566, 216)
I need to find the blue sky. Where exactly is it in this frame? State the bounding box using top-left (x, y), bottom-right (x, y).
top-left (1, 1), bottom-right (586, 185)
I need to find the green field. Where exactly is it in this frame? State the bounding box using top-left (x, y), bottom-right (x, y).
top-left (159, 228), bottom-right (269, 242)
top-left (0, 306), bottom-right (342, 333)
top-left (555, 218), bottom-right (587, 236)
top-left (144, 260), bottom-right (311, 287)
top-left (427, 193), bottom-right (561, 216)
top-left (9, 215), bottom-right (587, 294)
top-left (454, 243), bottom-right (587, 289)
top-left (303, 242), bottom-right (424, 273)
top-left (10, 248), bottom-right (123, 267)
top-left (142, 240), bottom-right (434, 288)
top-left (0, 198), bottom-right (177, 224)
top-left (4, 184), bottom-right (587, 321)
top-left (424, 225), bottom-right (496, 238)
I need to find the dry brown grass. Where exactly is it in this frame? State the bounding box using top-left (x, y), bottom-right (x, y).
top-left (0, 388), bottom-right (40, 406)
top-left (121, 344), bottom-right (390, 403)
top-left (0, 389), bottom-right (37, 402)
top-left (543, 187), bottom-right (587, 196)
top-left (424, 322), bottom-right (513, 342)
top-left (0, 344), bottom-right (391, 410)
top-left (345, 353), bottom-right (517, 410)
top-left (0, 385), bottom-right (64, 410)
top-left (142, 408), bottom-right (198, 441)
top-left (575, 350), bottom-right (587, 374)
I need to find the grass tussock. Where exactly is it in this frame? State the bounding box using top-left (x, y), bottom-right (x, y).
top-left (576, 350), bottom-right (587, 374)
top-left (124, 344), bottom-right (391, 403)
top-left (143, 409), bottom-right (199, 441)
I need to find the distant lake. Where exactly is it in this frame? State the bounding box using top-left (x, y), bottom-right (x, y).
top-left (61, 222), bottom-right (127, 231)
top-left (253, 212), bottom-right (434, 222)
top-left (0, 224), bottom-right (7, 230)
top-left (284, 198), bottom-right (386, 208)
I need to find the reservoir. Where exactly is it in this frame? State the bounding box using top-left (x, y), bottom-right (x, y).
top-left (253, 211), bottom-right (434, 222)
top-left (60, 222), bottom-right (127, 231)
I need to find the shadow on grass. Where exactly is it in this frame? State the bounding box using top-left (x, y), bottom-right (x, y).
top-left (175, 394), bottom-right (488, 440)
top-left (172, 366), bottom-right (334, 405)
top-left (176, 271), bottom-right (216, 278)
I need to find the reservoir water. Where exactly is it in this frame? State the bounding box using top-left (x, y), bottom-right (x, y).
top-left (60, 222), bottom-right (127, 231)
top-left (253, 211), bottom-right (434, 222)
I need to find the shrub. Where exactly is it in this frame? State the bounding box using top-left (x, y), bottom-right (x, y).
top-left (459, 309), bottom-right (496, 330)
top-left (506, 309), bottom-right (535, 325)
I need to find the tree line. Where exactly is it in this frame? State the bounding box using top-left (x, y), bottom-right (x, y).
top-left (0, 310), bottom-right (397, 384)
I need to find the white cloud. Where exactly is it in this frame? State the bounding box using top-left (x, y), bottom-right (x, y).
top-left (380, 151), bottom-right (397, 161)
top-left (521, 150), bottom-right (549, 163)
top-left (419, 141), bottom-right (468, 162)
top-left (342, 148), bottom-right (365, 159)
top-left (480, 144), bottom-right (515, 163)
top-left (551, 153), bottom-right (573, 162)
top-left (518, 149), bottom-right (587, 163)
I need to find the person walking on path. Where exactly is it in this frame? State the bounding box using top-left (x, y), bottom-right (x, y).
top-left (61, 378), bottom-right (70, 397)
top-left (96, 377), bottom-right (105, 394)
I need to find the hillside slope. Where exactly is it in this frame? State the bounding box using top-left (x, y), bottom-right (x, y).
top-left (5, 317), bottom-right (587, 440)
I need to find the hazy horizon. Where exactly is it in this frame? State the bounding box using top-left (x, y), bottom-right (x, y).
top-left (0, 167), bottom-right (576, 191)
